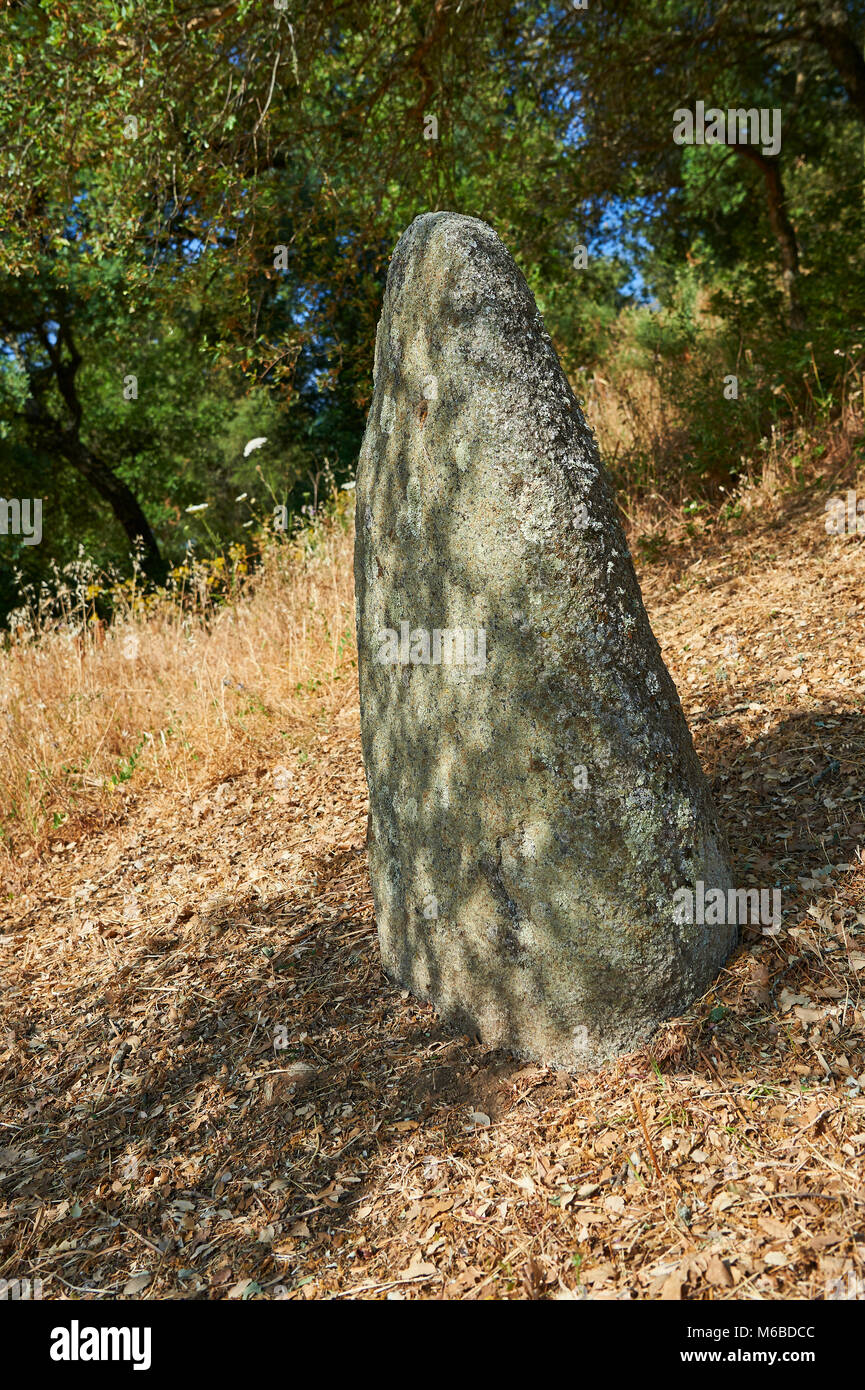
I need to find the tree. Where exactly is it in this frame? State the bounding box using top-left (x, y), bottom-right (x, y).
top-left (0, 0), bottom-right (580, 601)
top-left (539, 0), bottom-right (865, 331)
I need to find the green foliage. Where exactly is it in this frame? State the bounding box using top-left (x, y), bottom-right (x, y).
top-left (0, 0), bottom-right (862, 618)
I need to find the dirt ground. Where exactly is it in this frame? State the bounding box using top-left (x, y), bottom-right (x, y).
top-left (2, 484), bottom-right (865, 1300)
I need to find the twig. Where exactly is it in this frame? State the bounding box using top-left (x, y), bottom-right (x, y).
top-left (633, 1093), bottom-right (664, 1183)
top-left (93, 1207), bottom-right (163, 1255)
top-left (329, 1272), bottom-right (441, 1298)
top-left (699, 1050), bottom-right (751, 1126)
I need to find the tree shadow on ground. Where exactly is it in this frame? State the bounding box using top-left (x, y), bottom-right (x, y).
top-left (3, 702), bottom-right (863, 1297)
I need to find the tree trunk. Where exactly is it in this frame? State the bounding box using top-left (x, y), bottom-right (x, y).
top-left (733, 146), bottom-right (807, 330)
top-left (806, 3), bottom-right (865, 122)
top-left (61, 436), bottom-right (168, 584)
top-left (35, 316), bottom-right (167, 583)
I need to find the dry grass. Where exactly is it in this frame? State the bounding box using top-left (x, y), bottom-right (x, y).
top-left (613, 400), bottom-right (864, 565)
top-left (3, 456), bottom-right (865, 1301)
top-left (579, 332), bottom-right (865, 534)
top-left (2, 394), bottom-right (861, 864)
top-left (3, 392), bottom-right (865, 1301)
top-left (0, 497), bottom-right (357, 858)
top-left (582, 356), bottom-right (689, 487)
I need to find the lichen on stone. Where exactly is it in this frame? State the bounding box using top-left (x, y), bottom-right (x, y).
top-left (355, 212), bottom-right (735, 1070)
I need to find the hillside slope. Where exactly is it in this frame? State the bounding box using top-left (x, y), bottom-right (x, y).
top-left (2, 477), bottom-right (865, 1301)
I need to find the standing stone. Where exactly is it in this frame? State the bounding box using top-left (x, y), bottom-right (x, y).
top-left (354, 212), bottom-right (735, 1069)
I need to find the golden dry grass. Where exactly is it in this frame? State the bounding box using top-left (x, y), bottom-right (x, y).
top-left (0, 500), bottom-right (358, 859)
top-left (1, 389), bottom-right (860, 866)
top-left (3, 442), bottom-right (865, 1302)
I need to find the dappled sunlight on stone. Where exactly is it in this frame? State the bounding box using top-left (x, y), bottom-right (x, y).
top-left (355, 213), bottom-right (735, 1070)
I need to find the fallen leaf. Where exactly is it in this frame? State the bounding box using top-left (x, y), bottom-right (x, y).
top-left (228, 1278), bottom-right (258, 1299)
top-left (759, 1217), bottom-right (790, 1240)
top-left (705, 1255), bottom-right (733, 1287)
top-left (123, 1272), bottom-right (151, 1295)
top-left (401, 1252), bottom-right (438, 1281)
top-left (778, 988), bottom-right (811, 1012)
